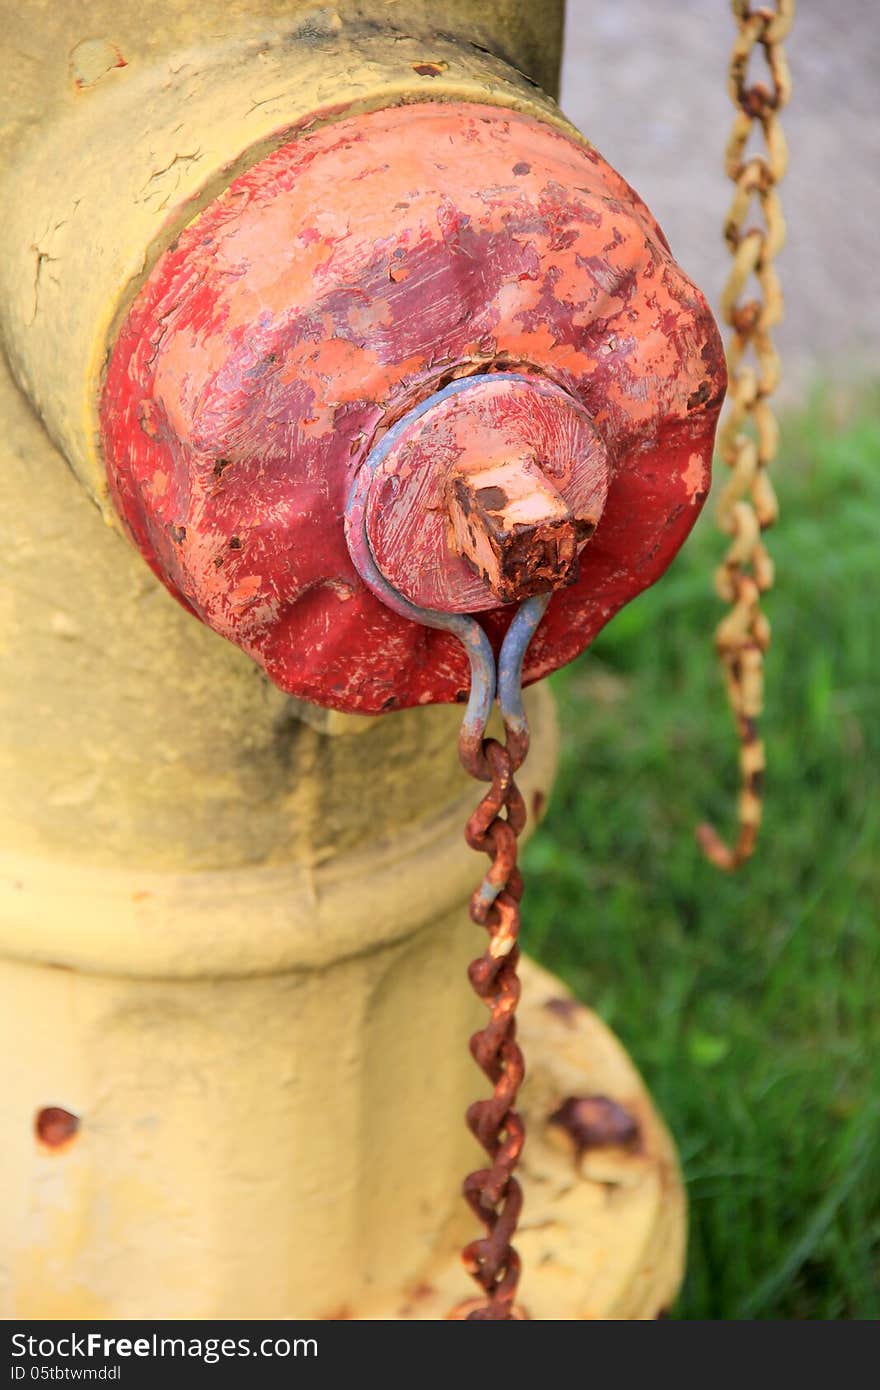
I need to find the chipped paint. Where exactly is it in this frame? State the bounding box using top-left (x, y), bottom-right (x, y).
top-left (69, 38), bottom-right (127, 91)
top-left (102, 102), bottom-right (725, 713)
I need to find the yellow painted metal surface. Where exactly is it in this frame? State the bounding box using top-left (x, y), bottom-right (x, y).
top-left (0, 0), bottom-right (684, 1318)
top-left (0, 0), bottom-right (572, 513)
top-left (1, 950), bottom-right (683, 1319)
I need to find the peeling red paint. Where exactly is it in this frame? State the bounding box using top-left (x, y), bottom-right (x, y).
top-left (101, 102), bottom-right (725, 714)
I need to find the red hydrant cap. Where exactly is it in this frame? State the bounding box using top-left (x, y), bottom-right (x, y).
top-left (102, 102), bottom-right (725, 713)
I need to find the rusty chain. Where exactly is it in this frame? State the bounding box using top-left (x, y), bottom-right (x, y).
top-left (448, 593), bottom-right (548, 1321)
top-left (452, 731), bottom-right (529, 1320)
top-left (697, 0), bottom-right (794, 871)
top-left (346, 448), bottom-right (543, 1317)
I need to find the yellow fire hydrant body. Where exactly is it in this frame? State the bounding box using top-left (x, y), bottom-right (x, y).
top-left (0, 0), bottom-right (685, 1319)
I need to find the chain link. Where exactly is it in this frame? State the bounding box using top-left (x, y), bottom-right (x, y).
top-left (450, 728), bottom-right (529, 1320)
top-left (697, 0), bottom-right (794, 871)
top-left (448, 595), bottom-right (549, 1321)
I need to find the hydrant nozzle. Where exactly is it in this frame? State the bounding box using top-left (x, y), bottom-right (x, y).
top-left (349, 372), bottom-right (610, 617)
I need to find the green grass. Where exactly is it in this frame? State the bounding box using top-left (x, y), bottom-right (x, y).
top-left (524, 384), bottom-right (880, 1320)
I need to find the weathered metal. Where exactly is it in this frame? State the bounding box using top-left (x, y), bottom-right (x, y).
top-left (348, 436), bottom-right (545, 1315)
top-left (34, 1107), bottom-right (80, 1153)
top-left (549, 1095), bottom-right (641, 1158)
top-left (456, 703), bottom-right (528, 1317)
top-left (449, 596), bottom-right (549, 1319)
top-left (447, 456), bottom-right (581, 604)
top-left (97, 73), bottom-right (725, 1320)
top-left (101, 101), bottom-right (725, 714)
top-left (348, 430), bottom-right (546, 1315)
top-left (0, 0), bottom-right (709, 1322)
top-left (698, 0), bottom-right (794, 870)
top-left (356, 374), bottom-right (609, 612)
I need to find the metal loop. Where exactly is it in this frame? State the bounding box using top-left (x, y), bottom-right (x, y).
top-left (346, 401), bottom-right (552, 779)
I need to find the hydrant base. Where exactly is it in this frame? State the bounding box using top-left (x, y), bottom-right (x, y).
top-left (361, 957), bottom-right (685, 1322)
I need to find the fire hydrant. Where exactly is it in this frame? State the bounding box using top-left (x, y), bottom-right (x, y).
top-left (0, 0), bottom-right (724, 1319)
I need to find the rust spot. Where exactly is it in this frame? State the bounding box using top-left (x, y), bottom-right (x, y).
top-left (447, 456), bottom-right (584, 605)
top-left (543, 996), bottom-right (583, 1028)
top-left (213, 458), bottom-right (231, 477)
top-left (513, 161), bottom-right (531, 175)
top-left (229, 535), bottom-right (242, 550)
top-left (138, 400), bottom-right (159, 439)
top-left (169, 523), bottom-right (186, 544)
top-left (548, 1095), bottom-right (640, 1155)
top-left (35, 1107), bottom-right (79, 1151)
top-left (532, 789), bottom-right (547, 821)
top-left (474, 485), bottom-right (509, 511)
top-left (448, 1298), bottom-right (530, 1320)
top-left (412, 62), bottom-right (447, 78)
top-left (687, 380), bottom-right (711, 411)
